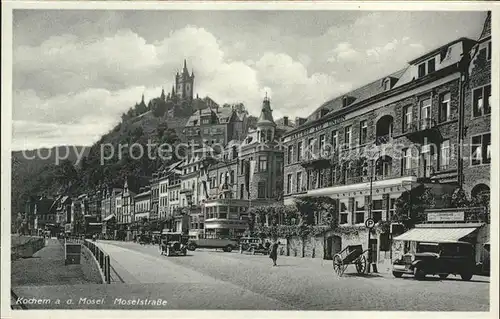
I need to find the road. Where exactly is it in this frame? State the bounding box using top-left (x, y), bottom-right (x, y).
top-left (98, 240), bottom-right (489, 311)
top-left (12, 240), bottom-right (490, 311)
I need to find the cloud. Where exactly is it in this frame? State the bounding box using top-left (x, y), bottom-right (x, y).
top-left (13, 26), bottom-right (350, 149)
top-left (327, 42), bottom-right (361, 63)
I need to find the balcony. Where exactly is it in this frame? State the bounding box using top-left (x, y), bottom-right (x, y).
top-left (180, 188), bottom-right (194, 195)
top-left (403, 118), bottom-right (442, 142)
top-left (375, 134), bottom-right (392, 145)
top-left (300, 149), bottom-right (335, 169)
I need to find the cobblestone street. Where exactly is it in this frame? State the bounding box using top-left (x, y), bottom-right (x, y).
top-left (92, 241), bottom-right (489, 311)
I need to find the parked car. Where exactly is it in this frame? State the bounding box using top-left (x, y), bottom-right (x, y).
top-left (160, 231), bottom-right (188, 257)
top-left (239, 237), bottom-right (269, 255)
top-left (187, 237), bottom-right (238, 252)
top-left (392, 241), bottom-right (476, 281)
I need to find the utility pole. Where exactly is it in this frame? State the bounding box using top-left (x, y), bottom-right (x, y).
top-left (367, 171), bottom-right (373, 273)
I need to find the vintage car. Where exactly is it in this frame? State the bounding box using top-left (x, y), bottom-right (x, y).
top-left (160, 231), bottom-right (188, 257)
top-left (187, 237), bottom-right (238, 252)
top-left (392, 241), bottom-right (476, 281)
top-left (239, 237), bottom-right (269, 255)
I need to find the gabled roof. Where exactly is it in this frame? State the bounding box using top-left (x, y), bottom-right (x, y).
top-left (479, 11), bottom-right (491, 41)
top-left (306, 68), bottom-right (407, 124)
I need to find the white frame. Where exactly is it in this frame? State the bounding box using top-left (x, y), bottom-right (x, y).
top-left (470, 133), bottom-right (492, 166)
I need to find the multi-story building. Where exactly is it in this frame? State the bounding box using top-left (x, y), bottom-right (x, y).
top-left (115, 192), bottom-right (123, 224)
top-left (462, 12), bottom-right (491, 200)
top-left (281, 12), bottom-right (491, 265)
top-left (150, 174), bottom-right (160, 221)
top-left (183, 105), bottom-right (248, 147)
top-left (197, 96), bottom-right (284, 239)
top-left (33, 196), bottom-right (56, 236)
top-left (159, 173), bottom-right (170, 221)
top-left (54, 195), bottom-right (72, 232)
top-left (122, 180), bottom-right (136, 225)
top-left (134, 188), bottom-right (151, 221)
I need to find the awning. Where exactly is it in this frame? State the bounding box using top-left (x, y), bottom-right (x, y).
top-left (393, 227), bottom-right (478, 243)
top-left (103, 214), bottom-right (116, 221)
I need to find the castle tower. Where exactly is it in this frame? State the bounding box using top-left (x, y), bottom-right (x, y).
top-left (256, 94), bottom-right (276, 143)
top-left (175, 59), bottom-right (195, 100)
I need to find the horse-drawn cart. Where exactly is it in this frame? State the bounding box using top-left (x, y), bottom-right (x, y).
top-left (333, 244), bottom-right (369, 276)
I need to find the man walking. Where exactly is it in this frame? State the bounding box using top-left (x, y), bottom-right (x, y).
top-left (269, 241), bottom-right (279, 266)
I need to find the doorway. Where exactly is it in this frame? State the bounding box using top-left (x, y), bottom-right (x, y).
top-left (324, 235), bottom-right (342, 260)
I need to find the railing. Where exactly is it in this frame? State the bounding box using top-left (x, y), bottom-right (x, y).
top-left (375, 134), bottom-right (392, 145)
top-left (83, 240), bottom-right (111, 284)
top-left (404, 118), bottom-right (437, 134)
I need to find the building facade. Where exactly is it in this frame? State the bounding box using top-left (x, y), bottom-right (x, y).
top-left (134, 188), bottom-right (151, 221)
top-left (462, 12), bottom-right (491, 200)
top-left (282, 35), bottom-right (482, 265)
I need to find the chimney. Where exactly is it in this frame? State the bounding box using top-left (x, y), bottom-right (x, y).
top-left (283, 116), bottom-right (289, 126)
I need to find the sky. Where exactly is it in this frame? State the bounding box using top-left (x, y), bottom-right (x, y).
top-left (11, 9), bottom-right (487, 150)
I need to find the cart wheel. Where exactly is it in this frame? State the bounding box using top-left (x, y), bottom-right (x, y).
top-left (355, 255), bottom-right (367, 274)
top-left (333, 254), bottom-right (343, 276)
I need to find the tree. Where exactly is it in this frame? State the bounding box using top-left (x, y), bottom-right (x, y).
top-left (393, 184), bottom-right (436, 229)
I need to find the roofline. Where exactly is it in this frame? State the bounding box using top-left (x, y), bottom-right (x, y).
top-left (283, 63), bottom-right (462, 138)
top-left (408, 37), bottom-right (476, 65)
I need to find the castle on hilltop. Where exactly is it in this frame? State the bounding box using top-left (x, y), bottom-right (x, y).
top-left (162, 59), bottom-right (195, 103)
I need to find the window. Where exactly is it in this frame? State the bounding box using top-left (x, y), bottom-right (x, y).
top-left (308, 137), bottom-right (315, 154)
top-left (473, 85), bottom-right (491, 117)
top-left (339, 200), bottom-right (349, 225)
top-left (344, 126), bottom-right (352, 148)
top-left (355, 199), bottom-right (365, 224)
top-left (257, 182), bottom-right (266, 198)
top-left (240, 184), bottom-right (244, 199)
top-left (427, 58), bottom-right (435, 73)
top-left (230, 171), bottom-right (235, 184)
top-left (296, 172), bottom-right (303, 193)
top-left (487, 41), bottom-right (492, 61)
top-left (402, 148), bottom-right (413, 175)
top-left (403, 105), bottom-right (412, 133)
top-left (287, 174), bottom-right (293, 194)
top-left (383, 79), bottom-right (391, 91)
top-left (359, 120), bottom-right (368, 144)
top-left (297, 141), bottom-right (303, 161)
top-left (421, 143), bottom-right (433, 177)
top-left (471, 133), bottom-right (491, 165)
top-left (420, 98), bottom-right (431, 129)
top-left (287, 145), bottom-right (294, 165)
top-left (259, 156), bottom-right (267, 172)
top-left (440, 140), bottom-right (450, 170)
top-left (439, 92), bottom-right (451, 123)
top-left (418, 63), bottom-right (427, 78)
top-left (331, 130), bottom-right (338, 150)
top-left (319, 134), bottom-right (326, 153)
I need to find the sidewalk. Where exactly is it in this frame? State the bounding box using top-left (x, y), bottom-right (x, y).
top-left (11, 238), bottom-right (101, 287)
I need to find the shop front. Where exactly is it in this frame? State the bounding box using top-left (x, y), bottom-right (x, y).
top-left (392, 207), bottom-right (490, 272)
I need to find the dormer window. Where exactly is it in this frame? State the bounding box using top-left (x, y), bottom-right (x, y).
top-left (418, 56), bottom-right (437, 78)
top-left (383, 78), bottom-right (391, 91)
top-left (342, 96), bottom-right (348, 108)
top-left (320, 108), bottom-right (329, 117)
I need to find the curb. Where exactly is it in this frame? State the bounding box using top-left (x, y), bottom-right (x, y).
top-left (81, 244), bottom-right (107, 284)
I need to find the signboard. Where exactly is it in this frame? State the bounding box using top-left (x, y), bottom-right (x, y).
top-left (427, 211), bottom-right (464, 222)
top-left (65, 243), bottom-right (81, 265)
top-left (365, 218), bottom-right (375, 229)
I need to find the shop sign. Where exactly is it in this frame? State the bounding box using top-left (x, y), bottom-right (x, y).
top-left (427, 211), bottom-right (464, 222)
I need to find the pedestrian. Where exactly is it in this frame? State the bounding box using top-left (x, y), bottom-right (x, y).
top-left (269, 241), bottom-right (279, 266)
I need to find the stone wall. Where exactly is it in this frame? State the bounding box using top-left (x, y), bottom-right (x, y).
top-left (80, 244), bottom-right (105, 283)
top-left (11, 236), bottom-right (45, 260)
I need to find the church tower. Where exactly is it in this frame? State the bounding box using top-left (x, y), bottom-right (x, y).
top-left (175, 59), bottom-right (195, 100)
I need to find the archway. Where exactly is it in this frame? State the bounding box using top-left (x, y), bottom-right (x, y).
top-left (471, 184), bottom-right (490, 207)
top-left (375, 115), bottom-right (394, 144)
